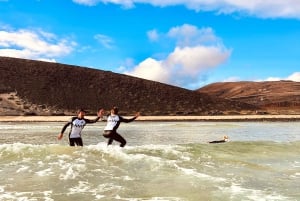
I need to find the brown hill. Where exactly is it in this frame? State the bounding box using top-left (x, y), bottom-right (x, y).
top-left (0, 56), bottom-right (257, 116)
top-left (197, 81), bottom-right (300, 114)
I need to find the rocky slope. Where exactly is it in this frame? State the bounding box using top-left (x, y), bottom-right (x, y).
top-left (0, 56), bottom-right (257, 116)
top-left (197, 81), bottom-right (300, 114)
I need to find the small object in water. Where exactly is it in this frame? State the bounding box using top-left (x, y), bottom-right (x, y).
top-left (209, 135), bottom-right (229, 144)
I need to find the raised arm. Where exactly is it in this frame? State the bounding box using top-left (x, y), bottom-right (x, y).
top-left (85, 108), bottom-right (105, 123)
top-left (120, 112), bottom-right (140, 123)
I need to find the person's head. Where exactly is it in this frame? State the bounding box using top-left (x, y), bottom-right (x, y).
top-left (223, 135), bottom-right (228, 140)
top-left (111, 106), bottom-right (119, 115)
top-left (77, 108), bottom-right (86, 118)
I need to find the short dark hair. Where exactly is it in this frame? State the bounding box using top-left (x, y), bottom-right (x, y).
top-left (78, 108), bottom-right (86, 113)
top-left (112, 106), bottom-right (119, 114)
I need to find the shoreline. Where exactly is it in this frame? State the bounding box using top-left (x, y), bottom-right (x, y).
top-left (1, 115), bottom-right (300, 122)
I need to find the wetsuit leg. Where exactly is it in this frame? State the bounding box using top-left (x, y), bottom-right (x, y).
top-left (75, 138), bottom-right (83, 146)
top-left (107, 138), bottom-right (114, 145)
top-left (103, 131), bottom-right (113, 146)
top-left (103, 131), bottom-right (126, 147)
top-left (113, 132), bottom-right (126, 147)
top-left (69, 138), bottom-right (83, 146)
top-left (69, 138), bottom-right (75, 146)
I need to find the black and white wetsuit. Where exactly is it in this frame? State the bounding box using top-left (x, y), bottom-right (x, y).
top-left (103, 114), bottom-right (137, 147)
top-left (61, 116), bottom-right (100, 146)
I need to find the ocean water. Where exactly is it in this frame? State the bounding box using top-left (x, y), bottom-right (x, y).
top-left (0, 121), bottom-right (299, 201)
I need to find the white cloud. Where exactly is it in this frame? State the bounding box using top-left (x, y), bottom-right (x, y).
top-left (232, 72), bottom-right (300, 82)
top-left (94, 34), bottom-right (115, 49)
top-left (263, 72), bottom-right (300, 82)
top-left (167, 46), bottom-right (230, 74)
top-left (265, 77), bottom-right (281, 81)
top-left (73, 0), bottom-right (134, 8)
top-left (125, 58), bottom-right (170, 83)
top-left (287, 72), bottom-right (300, 82)
top-left (0, 28), bottom-right (76, 61)
top-left (147, 29), bottom-right (159, 42)
top-left (72, 0), bottom-right (99, 6)
top-left (223, 76), bottom-right (241, 82)
top-left (72, 0), bottom-right (300, 19)
top-left (167, 25), bottom-right (219, 47)
top-left (125, 24), bottom-right (231, 88)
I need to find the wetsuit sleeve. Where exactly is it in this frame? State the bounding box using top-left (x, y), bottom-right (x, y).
top-left (85, 116), bottom-right (101, 124)
top-left (119, 116), bottom-right (137, 123)
top-left (60, 118), bottom-right (74, 134)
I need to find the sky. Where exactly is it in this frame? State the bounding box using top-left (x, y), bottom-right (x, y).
top-left (0, 0), bottom-right (300, 89)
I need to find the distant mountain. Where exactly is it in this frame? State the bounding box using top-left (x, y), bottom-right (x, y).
top-left (197, 81), bottom-right (300, 114)
top-left (0, 56), bottom-right (257, 116)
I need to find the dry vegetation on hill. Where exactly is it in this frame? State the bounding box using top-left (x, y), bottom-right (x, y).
top-left (0, 56), bottom-right (257, 116)
top-left (197, 81), bottom-right (300, 114)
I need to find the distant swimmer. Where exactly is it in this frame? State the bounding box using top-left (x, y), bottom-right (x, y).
top-left (103, 106), bottom-right (140, 147)
top-left (209, 135), bottom-right (229, 144)
top-left (57, 108), bottom-right (104, 146)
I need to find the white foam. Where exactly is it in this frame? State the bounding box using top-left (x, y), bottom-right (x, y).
top-left (290, 172), bottom-right (300, 179)
top-left (174, 163), bottom-right (225, 182)
top-left (68, 181), bottom-right (91, 194)
top-left (16, 165), bottom-right (30, 173)
top-left (59, 163), bottom-right (87, 180)
top-left (0, 185), bottom-right (4, 193)
top-left (95, 194), bottom-right (105, 199)
top-left (0, 190), bottom-right (54, 201)
top-left (43, 191), bottom-right (54, 201)
top-left (36, 168), bottom-right (53, 176)
top-left (220, 183), bottom-right (290, 201)
top-left (143, 197), bottom-right (183, 201)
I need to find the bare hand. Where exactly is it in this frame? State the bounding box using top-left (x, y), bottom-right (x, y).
top-left (135, 112), bottom-right (140, 118)
top-left (97, 108), bottom-right (105, 117)
top-left (57, 133), bottom-right (63, 140)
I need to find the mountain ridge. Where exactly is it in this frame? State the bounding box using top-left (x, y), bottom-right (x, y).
top-left (0, 56), bottom-right (256, 116)
top-left (197, 81), bottom-right (300, 114)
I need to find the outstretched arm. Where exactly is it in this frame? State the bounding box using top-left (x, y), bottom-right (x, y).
top-left (85, 108), bottom-right (105, 123)
top-left (120, 112), bottom-right (140, 123)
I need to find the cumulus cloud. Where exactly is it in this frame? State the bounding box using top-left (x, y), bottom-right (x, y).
top-left (167, 25), bottom-right (219, 47)
top-left (287, 72), bottom-right (300, 82)
top-left (125, 58), bottom-right (170, 83)
top-left (125, 24), bottom-right (231, 88)
top-left (263, 72), bottom-right (300, 82)
top-left (0, 28), bottom-right (76, 61)
top-left (72, 0), bottom-right (300, 19)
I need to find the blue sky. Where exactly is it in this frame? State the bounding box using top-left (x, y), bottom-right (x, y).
top-left (0, 0), bottom-right (300, 89)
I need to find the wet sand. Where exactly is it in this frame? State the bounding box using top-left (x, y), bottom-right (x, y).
top-left (0, 115), bottom-right (300, 122)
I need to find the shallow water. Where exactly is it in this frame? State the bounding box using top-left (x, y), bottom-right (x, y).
top-left (0, 121), bottom-right (299, 201)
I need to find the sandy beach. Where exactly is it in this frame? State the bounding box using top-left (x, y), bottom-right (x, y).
top-left (0, 115), bottom-right (300, 122)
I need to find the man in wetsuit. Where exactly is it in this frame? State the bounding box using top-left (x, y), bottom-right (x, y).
top-left (103, 106), bottom-right (140, 147)
top-left (58, 108), bottom-right (104, 146)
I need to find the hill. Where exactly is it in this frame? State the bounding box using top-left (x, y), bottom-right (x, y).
top-left (197, 81), bottom-right (300, 114)
top-left (0, 56), bottom-right (257, 116)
